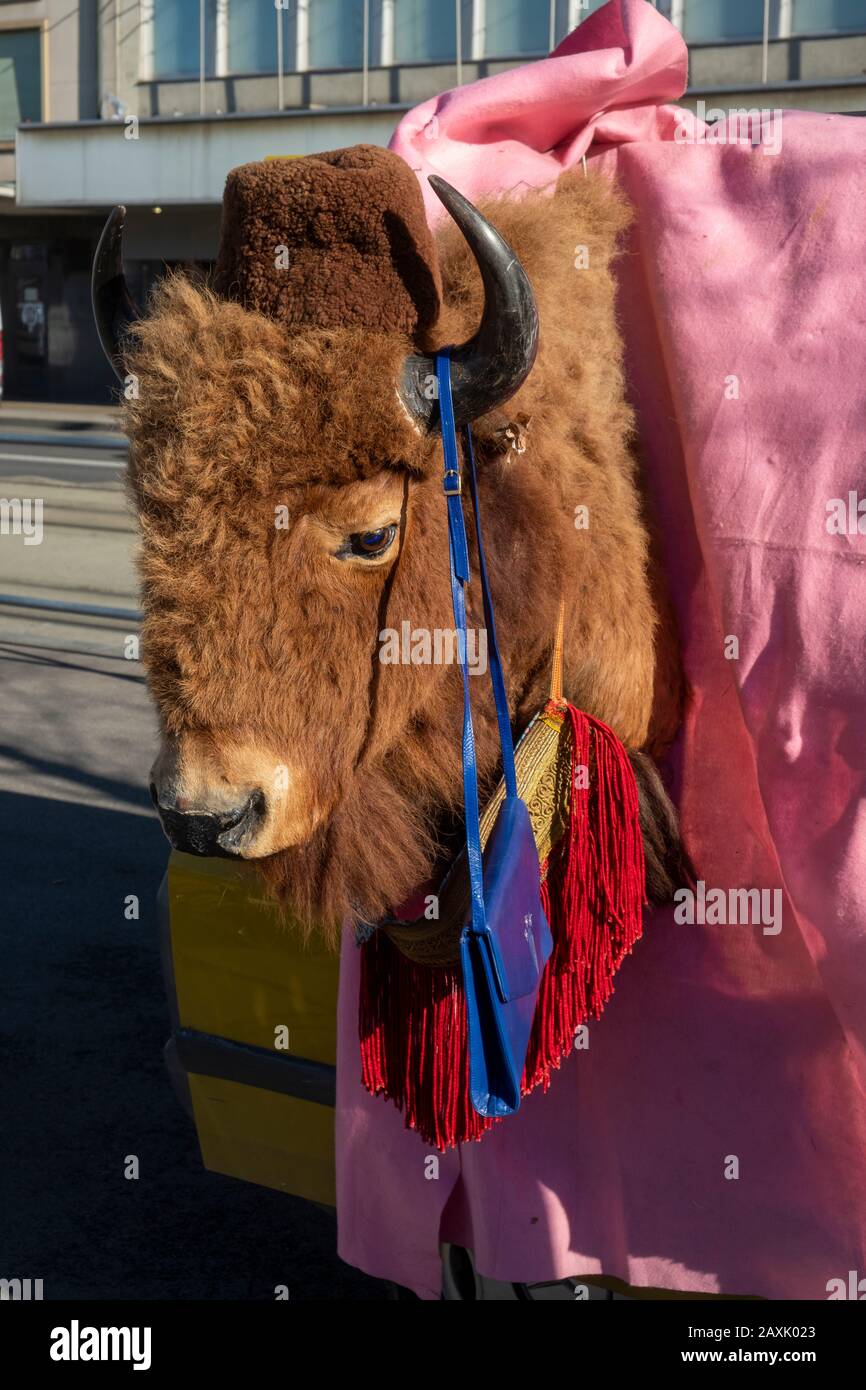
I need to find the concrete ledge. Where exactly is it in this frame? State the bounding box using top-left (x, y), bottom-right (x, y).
top-left (16, 106), bottom-right (403, 207)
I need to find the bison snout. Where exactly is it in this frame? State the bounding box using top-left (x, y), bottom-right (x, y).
top-left (150, 783), bottom-right (266, 858)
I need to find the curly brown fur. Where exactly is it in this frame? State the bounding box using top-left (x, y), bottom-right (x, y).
top-left (125, 168), bottom-right (687, 941)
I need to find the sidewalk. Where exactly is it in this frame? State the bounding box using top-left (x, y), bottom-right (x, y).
top-left (0, 399), bottom-right (127, 449)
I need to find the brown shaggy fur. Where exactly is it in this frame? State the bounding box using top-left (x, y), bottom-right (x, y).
top-left (124, 168), bottom-right (685, 941)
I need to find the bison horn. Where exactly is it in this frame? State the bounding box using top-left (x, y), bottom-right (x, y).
top-left (91, 205), bottom-right (140, 382)
top-left (399, 175), bottom-right (539, 429)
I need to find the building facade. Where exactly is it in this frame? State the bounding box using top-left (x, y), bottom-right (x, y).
top-left (2, 0), bottom-right (865, 402)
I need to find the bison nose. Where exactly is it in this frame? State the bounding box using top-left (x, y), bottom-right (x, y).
top-left (149, 784), bottom-right (266, 858)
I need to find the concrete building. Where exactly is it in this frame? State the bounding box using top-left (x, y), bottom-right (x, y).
top-left (2, 0), bottom-right (865, 402)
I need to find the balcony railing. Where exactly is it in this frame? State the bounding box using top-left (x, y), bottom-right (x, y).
top-left (106, 2), bottom-right (866, 117)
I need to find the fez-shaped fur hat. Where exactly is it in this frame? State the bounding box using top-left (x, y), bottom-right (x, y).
top-left (212, 144), bottom-right (442, 341)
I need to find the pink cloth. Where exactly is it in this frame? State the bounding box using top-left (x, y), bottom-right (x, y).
top-left (336, 0), bottom-right (866, 1299)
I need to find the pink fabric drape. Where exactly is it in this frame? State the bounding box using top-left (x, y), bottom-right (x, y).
top-left (336, 0), bottom-right (866, 1299)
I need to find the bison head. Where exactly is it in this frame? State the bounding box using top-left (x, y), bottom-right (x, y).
top-left (93, 149), bottom-right (576, 939)
top-left (95, 147), bottom-right (683, 939)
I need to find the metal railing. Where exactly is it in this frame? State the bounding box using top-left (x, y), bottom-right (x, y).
top-left (104, 1), bottom-right (866, 118)
top-left (120, 0), bottom-right (863, 115)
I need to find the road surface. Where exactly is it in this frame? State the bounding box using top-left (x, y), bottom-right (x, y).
top-left (0, 433), bottom-right (385, 1300)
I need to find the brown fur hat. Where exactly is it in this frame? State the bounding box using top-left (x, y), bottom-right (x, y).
top-left (212, 145), bottom-right (442, 340)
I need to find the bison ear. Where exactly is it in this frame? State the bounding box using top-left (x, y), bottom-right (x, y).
top-left (92, 205), bottom-right (140, 382)
top-left (399, 177), bottom-right (538, 431)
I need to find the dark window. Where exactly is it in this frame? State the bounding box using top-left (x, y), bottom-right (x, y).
top-left (393, 0), bottom-right (459, 63)
top-left (791, 0), bottom-right (866, 33)
top-left (154, 0), bottom-right (217, 78)
top-left (0, 29), bottom-right (42, 142)
top-left (228, 0), bottom-right (292, 74)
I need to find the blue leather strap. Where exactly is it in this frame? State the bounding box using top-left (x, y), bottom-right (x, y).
top-left (462, 426), bottom-right (518, 802)
top-left (436, 351), bottom-right (519, 937)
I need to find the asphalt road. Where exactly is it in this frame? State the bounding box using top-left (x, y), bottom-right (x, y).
top-left (0, 435), bottom-right (385, 1300)
top-left (0, 435), bottom-right (134, 659)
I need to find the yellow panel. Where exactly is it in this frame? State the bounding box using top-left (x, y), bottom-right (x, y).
top-left (168, 851), bottom-right (339, 1065)
top-left (189, 1073), bottom-right (336, 1206)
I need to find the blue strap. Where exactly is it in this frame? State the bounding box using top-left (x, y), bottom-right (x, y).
top-left (436, 351), bottom-right (519, 937)
top-left (462, 426), bottom-right (519, 802)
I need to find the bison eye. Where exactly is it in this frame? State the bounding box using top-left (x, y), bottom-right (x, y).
top-left (344, 525), bottom-right (397, 559)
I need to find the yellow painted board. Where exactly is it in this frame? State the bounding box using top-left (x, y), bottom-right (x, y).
top-left (189, 1072), bottom-right (336, 1207)
top-left (168, 851), bottom-right (339, 1065)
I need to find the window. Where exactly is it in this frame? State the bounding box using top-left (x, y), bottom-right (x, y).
top-left (679, 0), bottom-right (865, 42)
top-left (229, 0), bottom-right (292, 74)
top-left (0, 28), bottom-right (42, 142)
top-left (147, 0), bottom-right (866, 86)
top-left (154, 0), bottom-right (216, 78)
top-left (483, 0), bottom-right (551, 57)
top-left (393, 0), bottom-right (458, 64)
top-left (309, 0), bottom-right (364, 68)
top-left (682, 1), bottom-right (764, 43)
top-left (791, 0), bottom-right (865, 33)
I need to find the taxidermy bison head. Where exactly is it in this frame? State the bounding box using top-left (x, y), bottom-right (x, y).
top-left (93, 146), bottom-right (685, 941)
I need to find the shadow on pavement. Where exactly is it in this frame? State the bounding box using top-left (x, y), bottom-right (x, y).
top-left (0, 788), bottom-right (385, 1300)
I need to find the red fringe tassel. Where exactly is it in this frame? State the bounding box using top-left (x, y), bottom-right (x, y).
top-left (359, 703), bottom-right (646, 1149)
